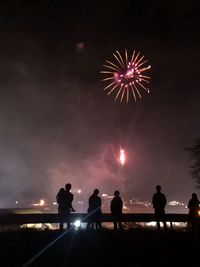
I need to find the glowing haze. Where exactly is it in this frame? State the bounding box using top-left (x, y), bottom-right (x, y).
top-left (0, 1), bottom-right (199, 208)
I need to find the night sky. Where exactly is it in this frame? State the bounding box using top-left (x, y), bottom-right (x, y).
top-left (0, 0), bottom-right (200, 206)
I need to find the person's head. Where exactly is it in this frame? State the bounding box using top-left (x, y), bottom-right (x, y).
top-left (114, 190), bottom-right (120, 197)
top-left (156, 185), bottom-right (161, 192)
top-left (93, 189), bottom-right (99, 195)
top-left (192, 193), bottom-right (198, 199)
top-left (65, 183), bottom-right (72, 192)
top-left (60, 188), bottom-right (65, 193)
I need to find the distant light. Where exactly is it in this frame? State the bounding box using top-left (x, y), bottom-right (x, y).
top-left (77, 189), bottom-right (82, 194)
top-left (52, 202), bottom-right (57, 205)
top-left (40, 199), bottom-right (45, 206)
top-left (74, 220), bottom-right (81, 228)
top-left (168, 200), bottom-right (185, 206)
top-left (168, 201), bottom-right (179, 206)
top-left (33, 199), bottom-right (45, 207)
top-left (146, 221), bottom-right (157, 227)
top-left (15, 201), bottom-right (18, 204)
top-left (102, 193), bottom-right (108, 197)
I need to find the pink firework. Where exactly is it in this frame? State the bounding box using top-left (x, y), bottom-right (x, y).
top-left (100, 50), bottom-right (151, 102)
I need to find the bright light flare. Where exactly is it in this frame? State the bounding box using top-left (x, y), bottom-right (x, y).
top-left (74, 220), bottom-right (81, 228)
top-left (119, 148), bottom-right (125, 166)
top-left (101, 49), bottom-right (151, 102)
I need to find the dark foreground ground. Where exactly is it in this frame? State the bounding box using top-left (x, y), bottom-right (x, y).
top-left (0, 228), bottom-right (199, 267)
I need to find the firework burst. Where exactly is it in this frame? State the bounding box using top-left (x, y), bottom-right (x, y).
top-left (100, 50), bottom-right (151, 102)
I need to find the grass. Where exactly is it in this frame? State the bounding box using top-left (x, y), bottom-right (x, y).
top-left (0, 227), bottom-right (199, 267)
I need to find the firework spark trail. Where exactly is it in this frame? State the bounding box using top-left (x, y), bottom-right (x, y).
top-left (100, 50), bottom-right (151, 103)
top-left (119, 148), bottom-right (125, 166)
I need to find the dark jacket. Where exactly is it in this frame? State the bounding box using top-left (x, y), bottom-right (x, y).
top-left (152, 192), bottom-right (167, 212)
top-left (110, 196), bottom-right (123, 216)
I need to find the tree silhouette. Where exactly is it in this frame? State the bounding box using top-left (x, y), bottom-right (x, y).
top-left (187, 138), bottom-right (200, 188)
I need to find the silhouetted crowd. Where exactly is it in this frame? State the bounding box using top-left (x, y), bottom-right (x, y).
top-left (56, 183), bottom-right (200, 232)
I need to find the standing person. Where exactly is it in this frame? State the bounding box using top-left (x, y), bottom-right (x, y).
top-left (152, 185), bottom-right (167, 230)
top-left (56, 187), bottom-right (67, 230)
top-left (87, 189), bottom-right (102, 230)
top-left (110, 190), bottom-right (123, 230)
top-left (187, 193), bottom-right (200, 232)
top-left (65, 183), bottom-right (75, 229)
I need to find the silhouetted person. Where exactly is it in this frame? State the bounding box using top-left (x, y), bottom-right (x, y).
top-left (110, 190), bottom-right (123, 230)
top-left (187, 193), bottom-right (200, 232)
top-left (152, 185), bottom-right (167, 230)
top-left (65, 183), bottom-right (75, 229)
top-left (87, 189), bottom-right (102, 230)
top-left (56, 187), bottom-right (67, 230)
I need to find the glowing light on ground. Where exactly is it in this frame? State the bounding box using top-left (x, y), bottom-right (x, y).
top-left (32, 199), bottom-right (45, 207)
top-left (101, 49), bottom-right (151, 102)
top-left (74, 220), bottom-right (81, 228)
